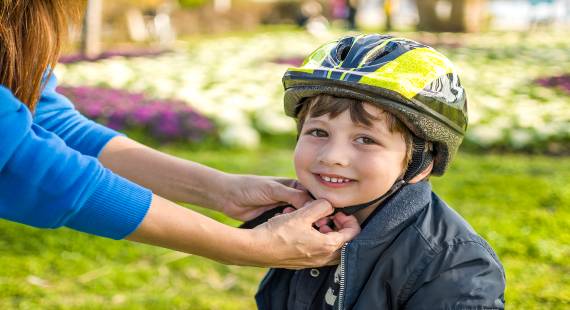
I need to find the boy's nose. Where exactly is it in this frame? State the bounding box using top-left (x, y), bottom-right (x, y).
top-left (317, 142), bottom-right (350, 167)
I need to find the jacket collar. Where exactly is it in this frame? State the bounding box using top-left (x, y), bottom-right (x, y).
top-left (353, 180), bottom-right (432, 242)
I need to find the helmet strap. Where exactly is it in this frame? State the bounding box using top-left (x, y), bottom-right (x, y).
top-left (402, 136), bottom-right (433, 183)
top-left (335, 179), bottom-right (407, 215)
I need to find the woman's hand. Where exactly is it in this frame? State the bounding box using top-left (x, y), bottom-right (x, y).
top-left (128, 195), bottom-right (360, 268)
top-left (249, 199), bottom-right (361, 268)
top-left (215, 174), bottom-right (311, 221)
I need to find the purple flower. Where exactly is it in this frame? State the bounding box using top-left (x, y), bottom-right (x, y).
top-left (132, 106), bottom-right (156, 124)
top-left (56, 85), bottom-right (215, 142)
top-left (535, 74), bottom-right (570, 95)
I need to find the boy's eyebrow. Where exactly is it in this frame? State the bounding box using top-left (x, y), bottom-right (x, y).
top-left (355, 122), bottom-right (390, 136)
top-left (351, 112), bottom-right (387, 129)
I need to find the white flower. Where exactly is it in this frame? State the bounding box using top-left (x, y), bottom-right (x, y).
top-left (216, 106), bottom-right (250, 126)
top-left (102, 60), bottom-right (134, 88)
top-left (255, 109), bottom-right (296, 134)
top-left (468, 125), bottom-right (503, 146)
top-left (509, 129), bottom-right (533, 148)
top-left (220, 124), bottom-right (260, 149)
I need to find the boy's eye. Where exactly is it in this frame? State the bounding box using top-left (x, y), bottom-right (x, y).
top-left (355, 136), bottom-right (377, 145)
top-left (307, 129), bottom-right (328, 137)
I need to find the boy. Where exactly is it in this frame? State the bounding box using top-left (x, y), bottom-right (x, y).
top-left (245, 34), bottom-right (506, 309)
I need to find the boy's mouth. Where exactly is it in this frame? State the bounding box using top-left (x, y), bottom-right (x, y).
top-left (314, 173), bottom-right (355, 188)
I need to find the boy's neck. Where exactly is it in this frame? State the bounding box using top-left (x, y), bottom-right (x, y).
top-left (352, 201), bottom-right (383, 225)
top-left (350, 179), bottom-right (413, 224)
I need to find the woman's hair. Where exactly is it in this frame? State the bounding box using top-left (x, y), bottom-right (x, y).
top-left (296, 94), bottom-right (414, 168)
top-left (0, 1), bottom-right (84, 111)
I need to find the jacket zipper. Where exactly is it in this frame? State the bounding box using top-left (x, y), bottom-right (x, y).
top-left (337, 242), bottom-right (349, 310)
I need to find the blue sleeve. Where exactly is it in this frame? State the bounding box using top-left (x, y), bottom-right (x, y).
top-left (0, 86), bottom-right (152, 239)
top-left (34, 73), bottom-right (121, 157)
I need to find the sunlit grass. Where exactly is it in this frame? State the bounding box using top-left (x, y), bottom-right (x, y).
top-left (1, 141), bottom-right (568, 309)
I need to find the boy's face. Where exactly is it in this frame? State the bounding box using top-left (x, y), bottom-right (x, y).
top-left (294, 103), bottom-right (407, 209)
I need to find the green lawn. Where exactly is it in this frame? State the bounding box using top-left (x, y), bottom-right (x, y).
top-left (1, 144), bottom-right (569, 309)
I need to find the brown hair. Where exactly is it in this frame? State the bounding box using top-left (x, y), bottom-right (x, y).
top-left (296, 94), bottom-right (414, 168)
top-left (0, 1), bottom-right (84, 111)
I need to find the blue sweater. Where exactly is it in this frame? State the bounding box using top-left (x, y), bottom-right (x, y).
top-left (0, 74), bottom-right (152, 239)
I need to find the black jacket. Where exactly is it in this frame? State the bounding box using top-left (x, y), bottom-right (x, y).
top-left (255, 181), bottom-right (506, 309)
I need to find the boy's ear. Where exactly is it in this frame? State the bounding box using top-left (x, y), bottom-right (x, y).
top-left (408, 160), bottom-right (433, 184)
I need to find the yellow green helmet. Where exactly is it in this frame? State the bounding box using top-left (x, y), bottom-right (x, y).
top-left (283, 34), bottom-right (468, 176)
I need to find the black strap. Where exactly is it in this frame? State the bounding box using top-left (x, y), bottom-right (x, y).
top-left (403, 136), bottom-right (433, 182)
top-left (333, 179), bottom-right (406, 215)
top-left (239, 205), bottom-right (289, 229)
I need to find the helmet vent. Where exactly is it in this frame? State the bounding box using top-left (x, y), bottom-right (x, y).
top-left (365, 42), bottom-right (397, 65)
top-left (337, 45), bottom-right (350, 61)
top-left (335, 37), bottom-right (355, 62)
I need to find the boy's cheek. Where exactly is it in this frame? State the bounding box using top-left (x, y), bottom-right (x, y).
top-left (293, 153), bottom-right (314, 187)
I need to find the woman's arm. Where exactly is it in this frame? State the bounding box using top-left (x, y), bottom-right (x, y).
top-left (36, 74), bottom-right (309, 220)
top-left (99, 136), bottom-right (310, 220)
top-left (34, 74), bottom-right (120, 157)
top-left (0, 86), bottom-right (150, 240)
top-left (127, 194), bottom-right (360, 268)
top-left (3, 82), bottom-right (359, 268)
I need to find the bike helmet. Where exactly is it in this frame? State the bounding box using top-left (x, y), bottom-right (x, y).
top-left (283, 34), bottom-right (468, 177)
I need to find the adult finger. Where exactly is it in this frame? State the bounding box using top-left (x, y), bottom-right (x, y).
top-left (269, 182), bottom-right (312, 209)
top-left (283, 206), bottom-right (296, 214)
top-left (329, 213), bottom-right (361, 242)
top-left (292, 199), bottom-right (334, 224)
top-left (319, 224), bottom-right (334, 234)
top-left (332, 212), bottom-right (359, 229)
top-left (274, 178), bottom-right (307, 192)
top-left (314, 217), bottom-right (330, 229)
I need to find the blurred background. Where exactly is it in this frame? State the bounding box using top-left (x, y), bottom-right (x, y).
top-left (1, 0), bottom-right (569, 309)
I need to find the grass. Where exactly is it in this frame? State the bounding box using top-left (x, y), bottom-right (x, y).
top-left (1, 143), bottom-right (569, 309)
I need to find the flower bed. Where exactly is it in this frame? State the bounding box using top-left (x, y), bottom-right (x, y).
top-left (441, 32), bottom-right (570, 153)
top-left (56, 86), bottom-right (215, 142)
top-left (55, 30), bottom-right (570, 152)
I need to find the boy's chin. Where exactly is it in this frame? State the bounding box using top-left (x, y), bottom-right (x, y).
top-left (311, 196), bottom-right (351, 209)
top-left (308, 189), bottom-right (387, 209)
top-left (329, 201), bottom-right (365, 209)
top-left (327, 197), bottom-right (385, 209)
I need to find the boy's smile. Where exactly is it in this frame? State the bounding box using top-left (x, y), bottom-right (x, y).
top-left (294, 103), bottom-right (408, 217)
top-left (315, 173), bottom-right (355, 188)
